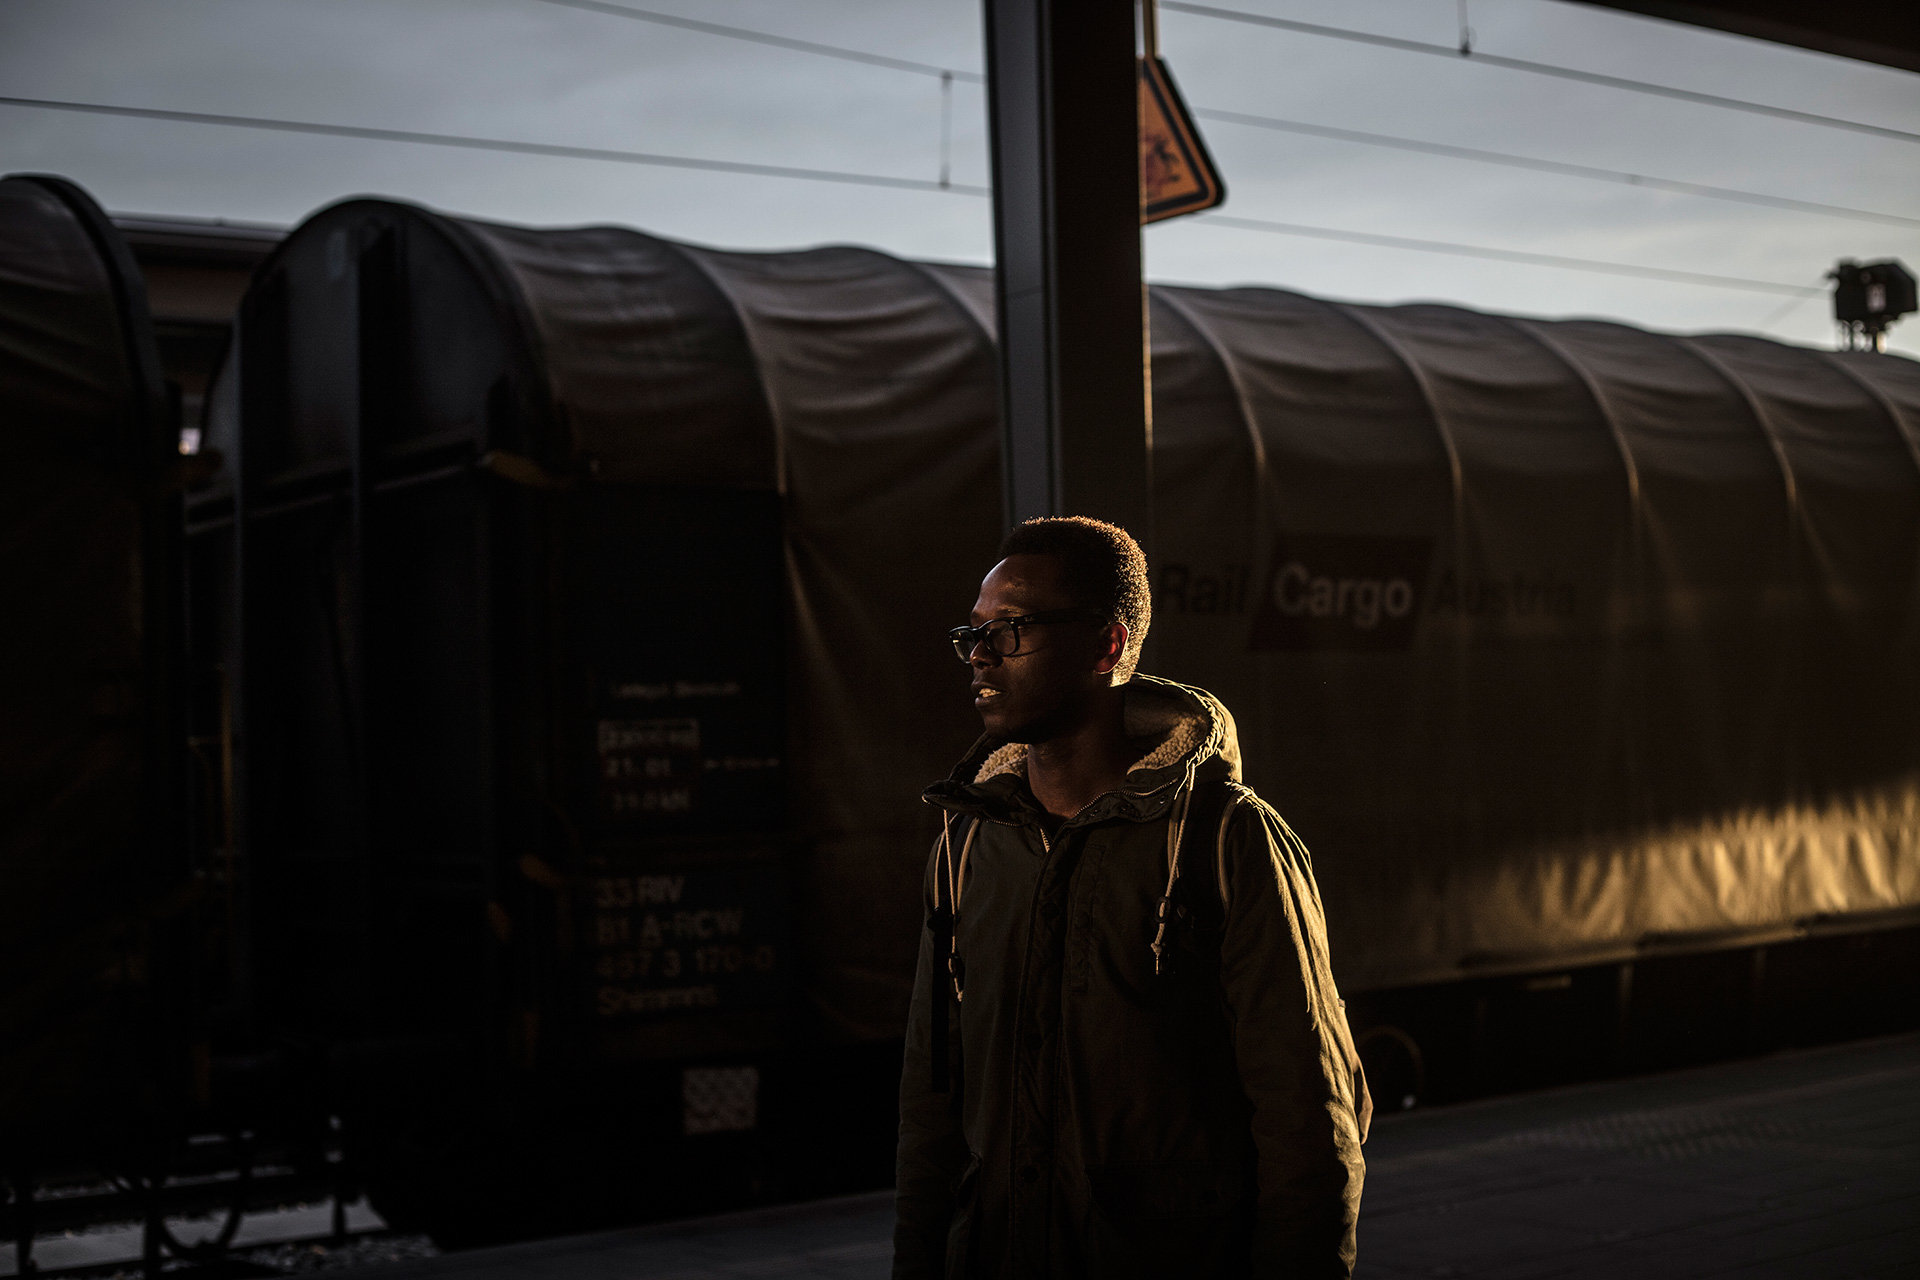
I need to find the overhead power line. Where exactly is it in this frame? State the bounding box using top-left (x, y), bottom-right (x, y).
top-left (0, 95), bottom-right (1843, 300)
top-left (1755, 287), bottom-right (1826, 332)
top-left (1195, 107), bottom-right (1920, 229)
top-left (0, 95), bottom-right (991, 197)
top-left (1198, 213), bottom-right (1829, 296)
top-left (530, 0), bottom-right (984, 82)
top-left (529, 0), bottom-right (1917, 229)
top-left (1161, 0), bottom-right (1920, 146)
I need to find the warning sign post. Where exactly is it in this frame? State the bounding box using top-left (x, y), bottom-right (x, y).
top-left (1139, 56), bottom-right (1225, 224)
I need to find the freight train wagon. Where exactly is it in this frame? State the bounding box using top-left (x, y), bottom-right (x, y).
top-left (2, 180), bottom-right (384, 1274)
top-left (184, 196), bottom-right (1920, 1237)
top-left (1, 169), bottom-right (188, 1144)
top-left (0, 171), bottom-right (210, 1266)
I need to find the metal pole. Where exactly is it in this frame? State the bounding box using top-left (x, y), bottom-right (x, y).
top-left (984, 0), bottom-right (1152, 542)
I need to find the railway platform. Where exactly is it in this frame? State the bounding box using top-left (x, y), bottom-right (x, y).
top-left (340, 1031), bottom-right (1919, 1280)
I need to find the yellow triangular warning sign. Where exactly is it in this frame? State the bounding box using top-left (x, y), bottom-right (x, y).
top-left (1139, 56), bottom-right (1225, 224)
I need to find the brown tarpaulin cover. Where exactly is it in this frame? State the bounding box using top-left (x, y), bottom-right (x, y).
top-left (0, 173), bottom-right (170, 1118)
top-left (237, 206), bottom-right (1920, 1038)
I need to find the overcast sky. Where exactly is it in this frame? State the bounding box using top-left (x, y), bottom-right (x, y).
top-left (4, 0), bottom-right (1916, 356)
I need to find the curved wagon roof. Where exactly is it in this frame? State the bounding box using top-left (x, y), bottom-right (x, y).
top-left (214, 197), bottom-right (1920, 1035)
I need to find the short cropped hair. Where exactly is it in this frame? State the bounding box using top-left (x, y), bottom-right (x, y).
top-left (998, 516), bottom-right (1151, 683)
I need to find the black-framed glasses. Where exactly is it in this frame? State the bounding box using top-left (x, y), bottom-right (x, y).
top-left (948, 609), bottom-right (1108, 663)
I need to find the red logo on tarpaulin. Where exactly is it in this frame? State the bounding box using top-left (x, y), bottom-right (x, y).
top-left (1250, 533), bottom-right (1433, 652)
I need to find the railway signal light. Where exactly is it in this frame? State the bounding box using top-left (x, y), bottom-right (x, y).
top-left (1830, 258), bottom-right (1916, 352)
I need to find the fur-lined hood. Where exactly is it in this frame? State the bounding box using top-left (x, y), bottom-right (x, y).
top-left (923, 674), bottom-right (1242, 827)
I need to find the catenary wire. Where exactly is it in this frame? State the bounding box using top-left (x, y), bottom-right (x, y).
top-left (525, 0), bottom-right (1917, 229)
top-left (0, 95), bottom-right (992, 197)
top-left (0, 95), bottom-right (1845, 299)
top-left (1197, 213), bottom-right (1829, 296)
top-left (529, 0), bottom-right (1918, 150)
top-left (1161, 0), bottom-right (1920, 146)
top-left (1194, 107), bottom-right (1920, 229)
top-left (529, 0), bottom-right (985, 82)
top-left (1756, 286), bottom-right (1827, 331)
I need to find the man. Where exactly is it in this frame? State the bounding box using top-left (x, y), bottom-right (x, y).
top-left (894, 516), bottom-right (1367, 1280)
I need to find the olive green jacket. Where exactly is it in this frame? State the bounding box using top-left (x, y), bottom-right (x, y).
top-left (893, 675), bottom-right (1366, 1280)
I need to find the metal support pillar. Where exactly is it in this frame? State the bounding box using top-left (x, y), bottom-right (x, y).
top-left (984, 0), bottom-right (1152, 541)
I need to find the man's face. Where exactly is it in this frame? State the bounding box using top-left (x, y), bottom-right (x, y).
top-left (966, 554), bottom-right (1123, 743)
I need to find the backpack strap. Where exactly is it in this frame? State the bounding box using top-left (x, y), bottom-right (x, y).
top-left (926, 812), bottom-right (979, 1094)
top-left (1212, 781), bottom-right (1253, 918)
top-left (1151, 775), bottom-right (1236, 975)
